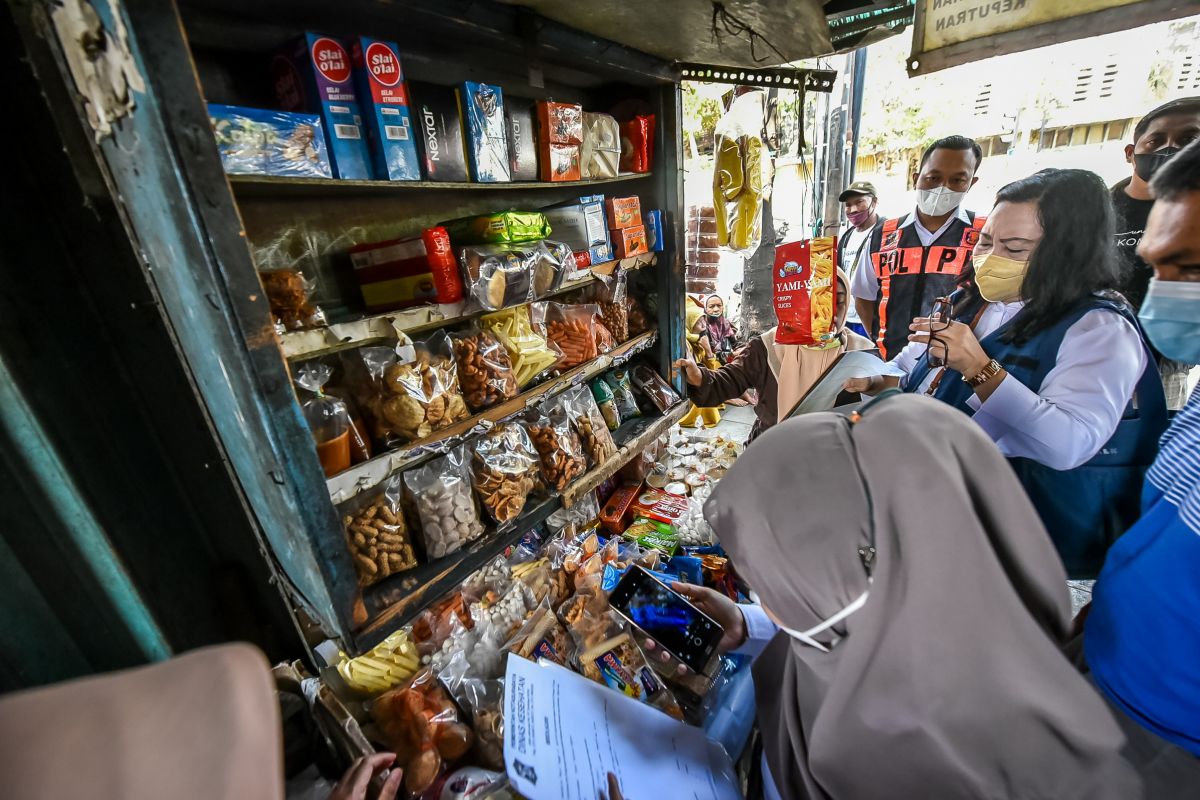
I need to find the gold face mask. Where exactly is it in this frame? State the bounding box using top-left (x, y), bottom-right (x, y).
top-left (973, 253), bottom-right (1029, 303)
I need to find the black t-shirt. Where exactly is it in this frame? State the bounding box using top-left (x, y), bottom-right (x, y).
top-left (1111, 178), bottom-right (1155, 311)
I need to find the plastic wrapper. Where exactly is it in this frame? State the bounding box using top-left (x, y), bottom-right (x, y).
top-left (630, 364), bottom-right (681, 414)
top-left (604, 369), bottom-right (641, 421)
top-left (619, 114), bottom-right (656, 174)
top-left (532, 239), bottom-right (572, 298)
top-left (459, 679), bottom-right (505, 771)
top-left (590, 378), bottom-right (622, 431)
top-left (413, 594), bottom-right (474, 659)
top-left (368, 668), bottom-right (474, 797)
top-left (535, 302), bottom-right (601, 370)
top-left (459, 81), bottom-right (511, 183)
top-left (470, 423), bottom-right (541, 525)
top-left (441, 211), bottom-right (551, 245)
top-left (620, 432), bottom-right (667, 483)
top-left (334, 628), bottom-right (420, 696)
top-left (713, 92), bottom-right (765, 255)
top-left (526, 396), bottom-right (588, 492)
top-left (405, 444), bottom-right (485, 560)
top-left (562, 384), bottom-right (618, 466)
top-left (593, 268), bottom-right (631, 342)
top-left (458, 244), bottom-right (536, 311)
top-left (773, 237), bottom-right (838, 346)
top-left (546, 489), bottom-right (601, 537)
top-left (626, 293), bottom-right (652, 337)
top-left (208, 104), bottom-right (332, 178)
top-left (260, 268), bottom-right (326, 332)
top-left (451, 328), bottom-right (519, 411)
top-left (538, 101), bottom-right (583, 182)
top-left (296, 364), bottom-right (351, 477)
top-left (506, 598), bottom-right (571, 666)
top-left (469, 579), bottom-right (538, 645)
top-left (510, 554), bottom-right (570, 607)
top-left (341, 474), bottom-right (418, 587)
top-left (581, 112), bottom-right (621, 179)
top-left (674, 494), bottom-right (716, 546)
top-left (481, 304), bottom-right (561, 388)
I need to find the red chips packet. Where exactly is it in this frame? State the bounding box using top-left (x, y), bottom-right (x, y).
top-left (772, 237), bottom-right (838, 346)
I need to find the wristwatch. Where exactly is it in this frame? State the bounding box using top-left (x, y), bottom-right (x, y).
top-left (963, 359), bottom-right (1003, 387)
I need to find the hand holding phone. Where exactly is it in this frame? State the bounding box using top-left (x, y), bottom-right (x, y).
top-left (609, 567), bottom-right (724, 674)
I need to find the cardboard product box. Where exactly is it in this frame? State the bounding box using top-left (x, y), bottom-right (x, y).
top-left (457, 82), bottom-right (511, 183)
top-left (643, 209), bottom-right (664, 252)
top-left (537, 101), bottom-right (583, 182)
top-left (349, 229), bottom-right (459, 311)
top-left (542, 199), bottom-right (613, 266)
top-left (611, 224), bottom-right (648, 259)
top-left (272, 33), bottom-right (372, 180)
top-left (606, 196), bottom-right (642, 229)
top-left (208, 104), bottom-right (333, 178)
top-left (408, 82), bottom-right (469, 182)
top-left (505, 96), bottom-right (539, 182)
top-left (349, 37), bottom-right (421, 181)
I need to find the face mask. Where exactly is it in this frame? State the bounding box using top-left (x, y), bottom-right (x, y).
top-left (916, 186), bottom-right (966, 217)
top-left (973, 253), bottom-right (1029, 303)
top-left (777, 589), bottom-right (870, 653)
top-left (847, 207), bottom-right (873, 227)
top-left (1133, 146), bottom-right (1181, 182)
top-left (1139, 278), bottom-right (1200, 364)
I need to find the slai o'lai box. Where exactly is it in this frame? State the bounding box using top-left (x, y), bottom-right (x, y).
top-left (350, 37), bottom-right (421, 181)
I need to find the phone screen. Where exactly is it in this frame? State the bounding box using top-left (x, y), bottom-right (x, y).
top-left (610, 567), bottom-right (722, 673)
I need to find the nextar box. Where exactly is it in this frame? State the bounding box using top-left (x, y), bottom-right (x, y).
top-left (273, 33), bottom-right (372, 180)
top-left (350, 37), bottom-right (421, 181)
top-left (409, 82), bottom-right (469, 182)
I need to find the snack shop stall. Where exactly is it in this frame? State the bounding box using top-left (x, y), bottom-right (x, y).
top-left (5, 0), bottom-right (838, 794)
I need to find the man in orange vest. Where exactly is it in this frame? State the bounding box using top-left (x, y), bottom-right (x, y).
top-left (851, 136), bottom-right (986, 359)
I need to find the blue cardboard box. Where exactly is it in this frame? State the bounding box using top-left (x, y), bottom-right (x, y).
top-left (272, 33), bottom-right (372, 180)
top-left (456, 81), bottom-right (511, 182)
top-left (644, 209), bottom-right (665, 252)
top-left (207, 104), bottom-right (332, 178)
top-left (350, 37), bottom-right (421, 181)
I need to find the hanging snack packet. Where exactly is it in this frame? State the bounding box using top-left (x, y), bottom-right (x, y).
top-left (534, 301), bottom-right (601, 370)
top-left (619, 114), bottom-right (656, 174)
top-left (341, 473), bottom-right (419, 587)
top-left (526, 395), bottom-right (588, 492)
top-left (405, 443), bottom-right (485, 560)
top-left (563, 384), bottom-right (618, 466)
top-left (630, 364), bottom-right (681, 414)
top-left (772, 237), bottom-right (838, 346)
top-left (713, 91), bottom-right (765, 255)
top-left (481, 304), bottom-right (561, 388)
top-left (470, 423), bottom-right (541, 525)
top-left (295, 363), bottom-right (352, 477)
top-left (451, 328), bottom-right (520, 411)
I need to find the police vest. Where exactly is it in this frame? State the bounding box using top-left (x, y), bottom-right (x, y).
top-left (869, 212), bottom-right (985, 359)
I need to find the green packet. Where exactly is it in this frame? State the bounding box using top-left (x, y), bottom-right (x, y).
top-left (636, 530), bottom-right (679, 556)
top-left (440, 211), bottom-right (552, 244)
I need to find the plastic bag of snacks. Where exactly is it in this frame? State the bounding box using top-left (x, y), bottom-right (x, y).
top-left (405, 444), bottom-right (485, 560)
top-left (604, 368), bottom-right (641, 421)
top-left (534, 302), bottom-right (601, 370)
top-left (546, 489), bottom-right (601, 536)
top-left (295, 363), bottom-right (352, 477)
top-left (459, 679), bottom-right (505, 770)
top-left (772, 237), bottom-right (838, 346)
top-left (459, 243), bottom-right (537, 311)
top-left (526, 396), bottom-right (588, 492)
top-left (510, 544), bottom-right (570, 607)
top-left (713, 92), bottom-right (765, 255)
top-left (626, 293), bottom-right (652, 337)
top-left (619, 114), bottom-right (656, 174)
top-left (594, 320), bottom-right (616, 354)
top-left (562, 384), bottom-right (618, 466)
top-left (590, 377), bottom-right (622, 431)
top-left (470, 423), bottom-right (541, 525)
top-left (593, 269), bottom-right (630, 342)
top-left (630, 364), bottom-right (681, 414)
top-left (581, 112), bottom-right (621, 179)
top-left (341, 474), bottom-right (418, 587)
top-left (506, 597), bottom-right (572, 666)
top-left (481, 304), bottom-right (561, 388)
top-left (334, 628), bottom-right (420, 696)
top-left (470, 578), bottom-right (538, 645)
top-left (260, 267), bottom-right (326, 332)
top-left (451, 328), bottom-right (519, 412)
top-left (368, 668), bottom-right (475, 797)
top-left (532, 240), bottom-right (572, 299)
top-left (462, 554), bottom-right (513, 603)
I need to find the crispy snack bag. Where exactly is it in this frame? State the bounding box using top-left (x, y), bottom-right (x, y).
top-left (773, 236), bottom-right (838, 346)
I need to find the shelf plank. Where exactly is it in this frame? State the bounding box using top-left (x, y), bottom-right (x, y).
top-left (326, 330), bottom-right (658, 504)
top-left (230, 172), bottom-right (652, 198)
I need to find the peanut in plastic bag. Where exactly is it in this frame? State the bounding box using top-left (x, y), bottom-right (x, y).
top-left (340, 474), bottom-right (419, 587)
top-left (713, 90), bottom-right (766, 255)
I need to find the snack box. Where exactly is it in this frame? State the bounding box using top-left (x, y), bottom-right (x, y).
top-left (272, 32), bottom-right (372, 180)
top-left (629, 489), bottom-right (688, 526)
top-left (207, 104), bottom-right (333, 178)
top-left (349, 37), bottom-right (421, 181)
top-left (636, 531), bottom-right (679, 557)
top-left (610, 224), bottom-right (649, 259)
top-left (409, 81), bottom-right (469, 182)
top-left (457, 81), bottom-right (511, 183)
top-left (542, 198), bottom-right (613, 267)
top-left (643, 209), bottom-right (665, 252)
top-left (349, 227), bottom-right (462, 311)
top-left (537, 101), bottom-right (583, 182)
top-left (606, 196), bottom-right (642, 229)
top-left (600, 483), bottom-right (642, 535)
top-left (505, 96), bottom-right (539, 182)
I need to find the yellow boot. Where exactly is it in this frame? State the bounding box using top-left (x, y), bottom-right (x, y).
top-left (679, 403), bottom-right (704, 428)
top-left (700, 406), bottom-right (722, 427)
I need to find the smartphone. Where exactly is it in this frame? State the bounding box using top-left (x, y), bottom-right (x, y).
top-left (609, 566), bottom-right (723, 673)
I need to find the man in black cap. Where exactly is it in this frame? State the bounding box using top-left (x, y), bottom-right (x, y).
top-left (1111, 96), bottom-right (1200, 408)
top-left (838, 180), bottom-right (885, 339)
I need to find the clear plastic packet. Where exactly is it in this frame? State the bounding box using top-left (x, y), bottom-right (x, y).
top-left (469, 423), bottom-right (541, 525)
top-left (630, 364), bottom-right (681, 415)
top-left (626, 293), bottom-right (652, 337)
top-left (260, 267), bottom-right (326, 332)
top-left (341, 474), bottom-right (419, 587)
top-left (334, 628), bottom-right (420, 697)
top-left (604, 368), bottom-right (641, 421)
top-left (481, 304), bottom-right (562, 388)
top-left (469, 578), bottom-right (537, 645)
top-left (505, 597), bottom-right (572, 666)
top-left (510, 553), bottom-right (568, 607)
top-left (296, 363), bottom-right (352, 477)
top-left (580, 112), bottom-right (621, 179)
top-left (562, 384), bottom-right (618, 466)
top-left (594, 319), bottom-right (616, 354)
top-left (412, 593), bottom-right (474, 660)
top-left (459, 679), bottom-right (505, 771)
top-left (593, 269), bottom-right (630, 342)
top-left (458, 244), bottom-right (537, 311)
top-left (368, 668), bottom-right (474, 797)
top-left (526, 396), bottom-right (588, 492)
top-left (532, 240), bottom-right (572, 299)
top-left (451, 328), bottom-right (520, 412)
top-left (590, 377), bottom-right (622, 431)
top-left (534, 302), bottom-right (601, 370)
top-left (424, 612), bottom-right (476, 673)
top-left (405, 443), bottom-right (485, 560)
top-left (713, 91), bottom-right (765, 255)
top-left (545, 489), bottom-right (601, 537)
top-left (462, 555), bottom-right (514, 604)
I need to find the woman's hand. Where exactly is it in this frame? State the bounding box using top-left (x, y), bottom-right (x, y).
top-left (643, 583), bottom-right (748, 675)
top-left (672, 354), bottom-right (703, 387)
top-left (843, 375), bottom-right (899, 395)
top-left (908, 318), bottom-right (990, 378)
top-left (328, 753), bottom-right (403, 800)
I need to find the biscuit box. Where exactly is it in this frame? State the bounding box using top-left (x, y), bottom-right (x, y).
top-left (272, 33), bottom-right (372, 180)
top-left (207, 104), bottom-right (333, 178)
top-left (629, 489), bottom-right (688, 526)
top-left (457, 82), bottom-right (511, 183)
top-left (537, 100), bottom-right (583, 182)
top-left (542, 198), bottom-right (612, 267)
top-left (409, 81), bottom-right (469, 182)
top-left (605, 196), bottom-right (641, 229)
top-left (349, 227), bottom-right (463, 311)
top-left (349, 37), bottom-right (421, 181)
top-left (610, 224), bottom-right (648, 259)
top-left (505, 96), bottom-right (539, 182)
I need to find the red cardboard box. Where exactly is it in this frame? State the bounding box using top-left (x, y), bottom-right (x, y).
top-left (601, 483), bottom-right (643, 534)
top-left (629, 489), bottom-right (688, 526)
top-left (610, 225), bottom-right (649, 258)
top-left (348, 227), bottom-right (463, 311)
top-left (537, 101), bottom-right (583, 182)
top-left (605, 196), bottom-right (641, 229)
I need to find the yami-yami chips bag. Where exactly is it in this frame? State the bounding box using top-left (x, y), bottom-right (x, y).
top-left (773, 237), bottom-right (838, 347)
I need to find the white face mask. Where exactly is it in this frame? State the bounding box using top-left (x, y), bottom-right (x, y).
top-left (777, 587), bottom-right (871, 652)
top-left (916, 186), bottom-right (966, 217)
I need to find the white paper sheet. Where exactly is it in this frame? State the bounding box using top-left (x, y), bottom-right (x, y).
top-left (787, 349), bottom-right (904, 417)
top-left (503, 654), bottom-right (742, 800)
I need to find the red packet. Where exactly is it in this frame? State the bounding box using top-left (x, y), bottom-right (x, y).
top-left (772, 237), bottom-right (838, 346)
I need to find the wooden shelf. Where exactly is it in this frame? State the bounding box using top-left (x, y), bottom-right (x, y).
top-left (230, 172), bottom-right (652, 198)
top-left (280, 254), bottom-right (657, 362)
top-left (326, 330), bottom-right (659, 505)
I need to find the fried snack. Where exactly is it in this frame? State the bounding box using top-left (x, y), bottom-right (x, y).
top-left (481, 304), bottom-right (561, 388)
top-left (563, 384), bottom-right (617, 466)
top-left (809, 237), bottom-right (836, 342)
top-left (335, 628), bottom-right (420, 695)
top-left (599, 300), bottom-right (629, 342)
top-left (260, 268), bottom-right (325, 331)
top-left (527, 400), bottom-right (588, 492)
top-left (452, 329), bottom-right (519, 411)
top-left (507, 601), bottom-right (571, 665)
top-left (536, 302), bottom-right (601, 370)
top-left (470, 423), bottom-right (540, 524)
top-left (343, 476), bottom-right (418, 587)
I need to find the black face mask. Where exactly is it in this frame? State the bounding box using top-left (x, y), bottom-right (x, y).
top-left (1134, 146), bottom-right (1181, 182)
